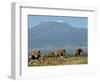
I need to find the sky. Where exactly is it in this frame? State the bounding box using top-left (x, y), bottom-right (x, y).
top-left (28, 15), bottom-right (88, 29)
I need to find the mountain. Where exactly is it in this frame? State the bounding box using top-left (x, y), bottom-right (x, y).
top-left (28, 21), bottom-right (87, 50)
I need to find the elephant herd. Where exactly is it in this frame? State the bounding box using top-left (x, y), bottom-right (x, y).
top-left (28, 48), bottom-right (84, 65)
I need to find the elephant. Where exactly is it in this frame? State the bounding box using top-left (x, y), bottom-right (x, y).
top-left (73, 48), bottom-right (83, 57)
top-left (47, 51), bottom-right (55, 58)
top-left (55, 49), bottom-right (67, 58)
top-left (31, 50), bottom-right (41, 60)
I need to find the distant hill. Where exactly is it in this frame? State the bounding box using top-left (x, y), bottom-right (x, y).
top-left (28, 21), bottom-right (87, 51)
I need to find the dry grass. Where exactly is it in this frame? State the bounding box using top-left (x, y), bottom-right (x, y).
top-left (28, 56), bottom-right (88, 67)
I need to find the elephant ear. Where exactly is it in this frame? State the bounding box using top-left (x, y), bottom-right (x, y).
top-left (79, 48), bottom-right (83, 52)
top-left (38, 50), bottom-right (41, 53)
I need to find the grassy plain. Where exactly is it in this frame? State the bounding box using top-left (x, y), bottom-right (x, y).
top-left (28, 56), bottom-right (88, 66)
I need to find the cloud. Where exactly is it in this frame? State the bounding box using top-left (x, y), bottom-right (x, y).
top-left (42, 20), bottom-right (65, 23)
top-left (55, 20), bottom-right (64, 22)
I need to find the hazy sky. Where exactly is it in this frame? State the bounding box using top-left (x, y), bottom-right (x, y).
top-left (28, 15), bottom-right (88, 29)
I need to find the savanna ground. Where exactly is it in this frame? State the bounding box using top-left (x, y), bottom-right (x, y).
top-left (28, 56), bottom-right (88, 67)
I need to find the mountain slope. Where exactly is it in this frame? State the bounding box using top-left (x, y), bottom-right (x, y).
top-left (28, 21), bottom-right (87, 49)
